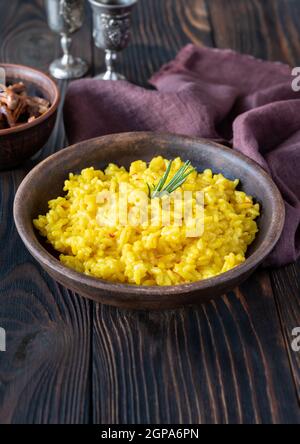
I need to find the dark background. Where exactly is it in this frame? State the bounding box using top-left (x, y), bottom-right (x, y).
top-left (0, 0), bottom-right (299, 424)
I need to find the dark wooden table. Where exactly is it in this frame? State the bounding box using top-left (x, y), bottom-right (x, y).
top-left (0, 0), bottom-right (299, 424)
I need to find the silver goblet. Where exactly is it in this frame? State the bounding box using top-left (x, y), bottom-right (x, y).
top-left (88, 0), bottom-right (137, 81)
top-left (45, 0), bottom-right (89, 79)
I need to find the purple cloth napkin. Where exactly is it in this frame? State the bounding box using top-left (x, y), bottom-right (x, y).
top-left (64, 44), bottom-right (300, 267)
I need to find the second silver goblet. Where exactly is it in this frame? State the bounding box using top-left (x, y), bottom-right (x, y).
top-left (46, 0), bottom-right (89, 79)
top-left (88, 0), bottom-right (137, 81)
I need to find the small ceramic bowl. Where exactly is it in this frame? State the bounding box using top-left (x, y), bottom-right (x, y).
top-left (14, 132), bottom-right (285, 309)
top-left (0, 63), bottom-right (60, 170)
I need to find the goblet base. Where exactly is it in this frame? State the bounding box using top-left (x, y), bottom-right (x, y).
top-left (49, 57), bottom-right (88, 80)
top-left (95, 71), bottom-right (126, 81)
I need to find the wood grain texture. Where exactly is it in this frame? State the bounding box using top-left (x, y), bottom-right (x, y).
top-left (0, 165), bottom-right (92, 423)
top-left (270, 261), bottom-right (300, 401)
top-left (0, 0), bottom-right (92, 424)
top-left (207, 0), bottom-right (300, 409)
top-left (92, 271), bottom-right (299, 424)
top-left (0, 0), bottom-right (299, 424)
top-left (0, 0), bottom-right (92, 73)
top-left (90, 0), bottom-right (300, 424)
top-left (206, 0), bottom-right (300, 65)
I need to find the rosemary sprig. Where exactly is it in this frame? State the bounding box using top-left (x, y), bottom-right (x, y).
top-left (149, 160), bottom-right (195, 198)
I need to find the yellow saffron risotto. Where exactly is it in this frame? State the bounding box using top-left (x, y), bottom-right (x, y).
top-left (33, 156), bottom-right (260, 286)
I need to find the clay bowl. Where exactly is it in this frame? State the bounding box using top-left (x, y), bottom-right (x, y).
top-left (0, 63), bottom-right (60, 170)
top-left (14, 132), bottom-right (285, 310)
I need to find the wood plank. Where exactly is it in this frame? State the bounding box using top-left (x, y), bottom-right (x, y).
top-left (206, 0), bottom-right (300, 64)
top-left (92, 0), bottom-right (299, 424)
top-left (270, 261), bottom-right (300, 401)
top-left (0, 0), bottom-right (92, 423)
top-left (0, 0), bottom-right (298, 425)
top-left (92, 271), bottom-right (299, 424)
top-left (207, 0), bottom-right (300, 406)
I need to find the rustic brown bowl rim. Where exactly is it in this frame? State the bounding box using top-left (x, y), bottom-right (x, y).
top-left (0, 63), bottom-right (60, 135)
top-left (14, 132), bottom-right (285, 297)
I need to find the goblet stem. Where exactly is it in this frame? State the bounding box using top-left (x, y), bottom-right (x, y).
top-left (60, 33), bottom-right (74, 66)
top-left (95, 50), bottom-right (126, 81)
top-left (49, 33), bottom-right (88, 80)
top-left (105, 50), bottom-right (117, 77)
